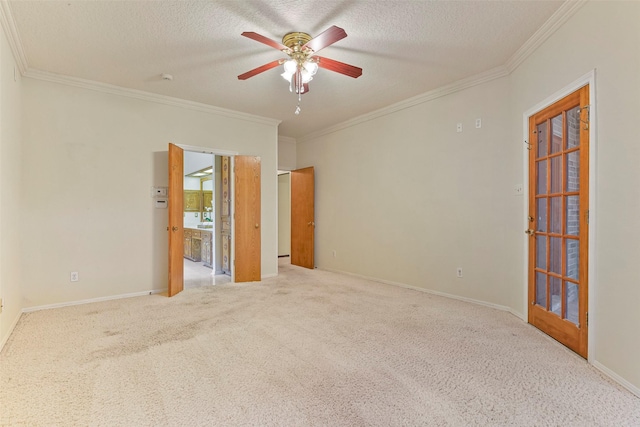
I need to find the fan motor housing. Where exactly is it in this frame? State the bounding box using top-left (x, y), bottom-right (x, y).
top-left (282, 32), bottom-right (312, 51)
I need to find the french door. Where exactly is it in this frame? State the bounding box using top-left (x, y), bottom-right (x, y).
top-left (527, 85), bottom-right (589, 358)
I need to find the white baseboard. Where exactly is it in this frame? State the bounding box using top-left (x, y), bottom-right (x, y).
top-left (0, 310), bottom-right (24, 352)
top-left (592, 360), bottom-right (640, 398)
top-left (320, 267), bottom-right (514, 313)
top-left (22, 289), bottom-right (164, 313)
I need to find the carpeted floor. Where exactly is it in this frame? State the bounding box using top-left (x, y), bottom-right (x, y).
top-left (1, 261), bottom-right (639, 426)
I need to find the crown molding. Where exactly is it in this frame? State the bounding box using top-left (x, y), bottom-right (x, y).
top-left (0, 0), bottom-right (28, 74)
top-left (298, 65), bottom-right (509, 143)
top-left (278, 135), bottom-right (297, 145)
top-left (299, 0), bottom-right (587, 143)
top-left (505, 0), bottom-right (587, 72)
top-left (25, 69), bottom-right (281, 127)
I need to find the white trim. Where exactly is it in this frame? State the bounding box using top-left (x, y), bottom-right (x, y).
top-left (521, 69), bottom-right (596, 361)
top-left (298, 66), bottom-right (509, 142)
top-left (592, 361), bottom-right (640, 399)
top-left (278, 136), bottom-right (297, 145)
top-left (177, 144), bottom-right (238, 157)
top-left (505, 0), bottom-right (588, 72)
top-left (24, 69), bottom-right (281, 127)
top-left (21, 289), bottom-right (164, 313)
top-left (0, 310), bottom-right (23, 352)
top-left (320, 267), bottom-right (519, 316)
top-left (0, 1), bottom-right (28, 74)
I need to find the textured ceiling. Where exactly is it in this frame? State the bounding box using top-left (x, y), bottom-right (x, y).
top-left (6, 0), bottom-right (564, 139)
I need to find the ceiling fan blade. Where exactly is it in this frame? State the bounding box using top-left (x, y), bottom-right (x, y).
top-left (302, 25), bottom-right (347, 53)
top-left (315, 56), bottom-right (362, 78)
top-left (237, 60), bottom-right (282, 80)
top-left (241, 32), bottom-right (288, 51)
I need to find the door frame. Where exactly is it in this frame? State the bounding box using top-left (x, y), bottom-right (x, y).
top-left (176, 144), bottom-right (238, 282)
top-left (521, 70), bottom-right (597, 362)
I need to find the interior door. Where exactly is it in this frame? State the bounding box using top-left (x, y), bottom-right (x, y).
top-left (527, 85), bottom-right (589, 357)
top-left (168, 143), bottom-right (184, 297)
top-left (290, 166), bottom-right (315, 269)
top-left (234, 156), bottom-right (261, 282)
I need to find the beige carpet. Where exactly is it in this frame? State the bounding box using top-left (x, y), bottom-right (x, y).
top-left (1, 261), bottom-right (639, 426)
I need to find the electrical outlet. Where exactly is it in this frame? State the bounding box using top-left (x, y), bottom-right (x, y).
top-left (514, 184), bottom-right (524, 195)
top-left (475, 118), bottom-right (482, 128)
top-left (70, 272), bottom-right (79, 282)
top-left (456, 268), bottom-right (463, 278)
top-left (332, 250), bottom-right (336, 258)
top-left (456, 123), bottom-right (463, 133)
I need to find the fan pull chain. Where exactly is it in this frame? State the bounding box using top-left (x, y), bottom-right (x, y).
top-left (295, 92), bottom-right (302, 115)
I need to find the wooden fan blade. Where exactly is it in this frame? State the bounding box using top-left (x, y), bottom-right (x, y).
top-left (302, 25), bottom-right (347, 53)
top-left (315, 56), bottom-right (362, 78)
top-left (241, 32), bottom-right (288, 51)
top-left (238, 60), bottom-right (282, 80)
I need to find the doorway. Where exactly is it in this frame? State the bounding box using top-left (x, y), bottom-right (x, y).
top-left (182, 151), bottom-right (230, 289)
top-left (527, 85), bottom-right (590, 358)
top-left (168, 144), bottom-right (262, 296)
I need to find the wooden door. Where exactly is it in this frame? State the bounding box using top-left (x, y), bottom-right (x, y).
top-left (168, 143), bottom-right (184, 297)
top-left (528, 86), bottom-right (589, 357)
top-left (234, 156), bottom-right (261, 282)
top-left (291, 167), bottom-right (315, 269)
top-left (220, 156), bottom-right (231, 275)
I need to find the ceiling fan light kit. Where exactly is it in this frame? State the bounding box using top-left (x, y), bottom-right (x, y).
top-left (238, 26), bottom-right (362, 115)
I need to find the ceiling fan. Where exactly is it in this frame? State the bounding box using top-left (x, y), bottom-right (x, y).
top-left (238, 25), bottom-right (363, 114)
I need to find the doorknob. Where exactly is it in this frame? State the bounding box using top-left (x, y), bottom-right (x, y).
top-left (308, 222), bottom-right (315, 226)
top-left (525, 229), bottom-right (535, 236)
top-left (255, 223), bottom-right (259, 229)
top-left (172, 226), bottom-right (179, 232)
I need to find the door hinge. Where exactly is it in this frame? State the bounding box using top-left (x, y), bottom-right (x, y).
top-left (586, 312), bottom-right (589, 326)
top-left (586, 209), bottom-right (590, 225)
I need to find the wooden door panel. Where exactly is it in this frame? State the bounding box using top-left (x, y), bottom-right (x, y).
top-left (168, 143), bottom-right (184, 297)
top-left (234, 156), bottom-right (261, 282)
top-left (291, 167), bottom-right (315, 269)
top-left (528, 86), bottom-right (589, 357)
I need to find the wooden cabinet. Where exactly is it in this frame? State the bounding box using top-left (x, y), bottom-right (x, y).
top-left (201, 230), bottom-right (213, 268)
top-left (184, 229), bottom-right (192, 260)
top-left (184, 229), bottom-right (202, 262)
top-left (184, 190), bottom-right (201, 212)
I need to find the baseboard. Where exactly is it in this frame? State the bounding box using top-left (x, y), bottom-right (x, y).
top-left (261, 273), bottom-right (277, 279)
top-left (320, 267), bottom-right (514, 313)
top-left (592, 360), bottom-right (640, 398)
top-left (0, 310), bottom-right (24, 353)
top-left (22, 289), bottom-right (164, 313)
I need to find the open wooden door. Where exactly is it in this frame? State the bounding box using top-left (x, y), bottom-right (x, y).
top-left (527, 86), bottom-right (589, 357)
top-left (291, 167), bottom-right (315, 269)
top-left (234, 156), bottom-right (261, 282)
top-left (168, 143), bottom-right (184, 297)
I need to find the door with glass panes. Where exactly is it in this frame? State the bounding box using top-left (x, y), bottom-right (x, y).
top-left (527, 85), bottom-right (589, 358)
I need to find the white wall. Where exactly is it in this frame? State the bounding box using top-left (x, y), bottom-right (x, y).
top-left (0, 19), bottom-right (23, 346)
top-left (20, 78), bottom-right (279, 307)
top-left (278, 136), bottom-right (296, 171)
top-left (297, 1), bottom-right (640, 393)
top-left (509, 0), bottom-right (640, 392)
top-left (298, 76), bottom-right (518, 307)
